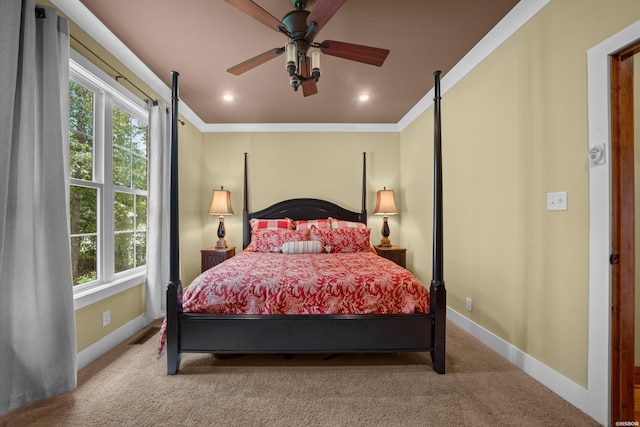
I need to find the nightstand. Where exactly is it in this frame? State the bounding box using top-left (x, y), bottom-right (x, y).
top-left (201, 246), bottom-right (235, 272)
top-left (374, 245), bottom-right (406, 268)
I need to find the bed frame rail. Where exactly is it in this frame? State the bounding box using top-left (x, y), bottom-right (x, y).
top-left (178, 314), bottom-right (433, 354)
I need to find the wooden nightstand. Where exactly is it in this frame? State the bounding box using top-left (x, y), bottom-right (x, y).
top-left (374, 245), bottom-right (406, 268)
top-left (201, 246), bottom-right (235, 272)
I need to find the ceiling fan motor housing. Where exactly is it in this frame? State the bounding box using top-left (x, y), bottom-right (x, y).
top-left (282, 10), bottom-right (312, 55)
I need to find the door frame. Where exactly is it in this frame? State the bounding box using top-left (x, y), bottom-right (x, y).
top-left (587, 20), bottom-right (640, 425)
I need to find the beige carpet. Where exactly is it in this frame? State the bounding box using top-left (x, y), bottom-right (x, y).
top-left (0, 320), bottom-right (600, 427)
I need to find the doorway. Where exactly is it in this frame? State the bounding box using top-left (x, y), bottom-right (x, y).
top-left (587, 20), bottom-right (640, 426)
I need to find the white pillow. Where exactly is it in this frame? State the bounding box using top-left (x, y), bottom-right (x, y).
top-left (281, 240), bottom-right (324, 254)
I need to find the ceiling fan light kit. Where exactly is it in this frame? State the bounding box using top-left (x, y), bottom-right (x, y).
top-left (225, 0), bottom-right (390, 96)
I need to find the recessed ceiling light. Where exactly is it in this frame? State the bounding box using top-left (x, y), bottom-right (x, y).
top-left (359, 94), bottom-right (370, 102)
top-left (223, 94), bottom-right (234, 102)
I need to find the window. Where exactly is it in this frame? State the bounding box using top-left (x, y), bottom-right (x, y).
top-left (69, 57), bottom-right (148, 291)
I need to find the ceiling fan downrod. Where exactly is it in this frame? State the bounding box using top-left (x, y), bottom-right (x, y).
top-left (282, 1), bottom-right (322, 92)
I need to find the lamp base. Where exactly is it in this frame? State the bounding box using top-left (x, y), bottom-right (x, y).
top-left (216, 216), bottom-right (227, 248)
top-left (379, 215), bottom-right (391, 247)
top-left (378, 237), bottom-right (392, 247)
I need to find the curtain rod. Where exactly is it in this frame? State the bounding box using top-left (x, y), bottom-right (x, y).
top-left (70, 33), bottom-right (154, 101)
top-left (69, 34), bottom-right (185, 125)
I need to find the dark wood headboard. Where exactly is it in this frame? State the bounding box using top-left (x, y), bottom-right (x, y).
top-left (242, 153), bottom-right (368, 249)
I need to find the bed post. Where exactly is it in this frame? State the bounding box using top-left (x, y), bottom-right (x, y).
top-left (242, 152), bottom-right (249, 249)
top-left (166, 71), bottom-right (182, 375)
top-left (431, 70), bottom-right (446, 374)
top-left (361, 152), bottom-right (367, 222)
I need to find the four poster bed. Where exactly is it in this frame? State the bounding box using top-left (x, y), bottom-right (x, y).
top-left (163, 71), bottom-right (446, 375)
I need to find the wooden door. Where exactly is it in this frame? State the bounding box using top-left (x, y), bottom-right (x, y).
top-left (610, 43), bottom-right (638, 426)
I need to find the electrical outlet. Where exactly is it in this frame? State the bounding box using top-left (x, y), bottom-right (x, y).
top-left (102, 310), bottom-right (111, 327)
top-left (546, 192), bottom-right (568, 211)
top-left (465, 298), bottom-right (473, 313)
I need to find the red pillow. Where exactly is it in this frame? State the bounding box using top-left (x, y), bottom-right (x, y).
top-left (310, 226), bottom-right (371, 253)
top-left (249, 217), bottom-right (294, 231)
top-left (245, 229), bottom-right (310, 253)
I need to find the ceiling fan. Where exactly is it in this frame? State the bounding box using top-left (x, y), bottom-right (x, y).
top-left (225, 0), bottom-right (390, 97)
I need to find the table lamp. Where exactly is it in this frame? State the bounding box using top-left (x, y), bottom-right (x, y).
top-left (208, 186), bottom-right (234, 248)
top-left (373, 187), bottom-right (399, 247)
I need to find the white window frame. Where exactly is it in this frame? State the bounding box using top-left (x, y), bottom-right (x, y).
top-left (70, 49), bottom-right (148, 309)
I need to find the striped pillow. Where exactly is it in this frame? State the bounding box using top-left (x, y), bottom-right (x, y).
top-left (281, 240), bottom-right (324, 254)
top-left (250, 217), bottom-right (294, 231)
top-left (246, 228), bottom-right (309, 252)
top-left (295, 219), bottom-right (331, 230)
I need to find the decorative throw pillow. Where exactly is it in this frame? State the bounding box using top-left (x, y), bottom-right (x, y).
top-left (310, 226), bottom-right (371, 253)
top-left (328, 217), bottom-right (367, 229)
top-left (245, 228), bottom-right (310, 252)
top-left (295, 219), bottom-right (331, 230)
top-left (249, 217), bottom-right (295, 231)
top-left (281, 240), bottom-right (324, 254)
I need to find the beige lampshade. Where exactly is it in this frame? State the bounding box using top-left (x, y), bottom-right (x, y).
top-left (373, 188), bottom-right (399, 215)
top-left (208, 187), bottom-right (234, 215)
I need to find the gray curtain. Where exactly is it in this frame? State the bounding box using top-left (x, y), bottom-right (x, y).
top-left (145, 101), bottom-right (171, 319)
top-left (0, 1), bottom-right (76, 415)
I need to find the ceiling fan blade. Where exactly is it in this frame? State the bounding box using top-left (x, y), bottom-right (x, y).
top-left (300, 56), bottom-right (318, 97)
top-left (227, 47), bottom-right (284, 76)
top-left (320, 40), bottom-right (390, 67)
top-left (307, 0), bottom-right (347, 32)
top-left (225, 0), bottom-right (284, 32)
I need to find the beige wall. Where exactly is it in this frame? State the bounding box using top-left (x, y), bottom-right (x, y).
top-left (402, 0), bottom-right (640, 386)
top-left (176, 121), bottom-right (205, 288)
top-left (75, 284), bottom-right (145, 351)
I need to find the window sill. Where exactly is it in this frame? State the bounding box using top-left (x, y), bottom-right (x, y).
top-left (73, 271), bottom-right (145, 310)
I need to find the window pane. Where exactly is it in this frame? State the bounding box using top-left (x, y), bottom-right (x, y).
top-left (71, 235), bottom-right (98, 285)
top-left (132, 155), bottom-right (147, 190)
top-left (112, 107), bottom-right (130, 149)
top-left (136, 195), bottom-right (147, 230)
top-left (114, 192), bottom-right (134, 231)
top-left (136, 231), bottom-right (146, 266)
top-left (70, 185), bottom-right (98, 285)
top-left (131, 118), bottom-right (147, 156)
top-left (69, 81), bottom-right (94, 181)
top-left (114, 232), bottom-right (134, 273)
top-left (69, 81), bottom-right (93, 136)
top-left (113, 146), bottom-right (131, 187)
top-left (69, 131), bottom-right (93, 181)
top-left (70, 186), bottom-right (97, 234)
top-left (112, 106), bottom-right (148, 191)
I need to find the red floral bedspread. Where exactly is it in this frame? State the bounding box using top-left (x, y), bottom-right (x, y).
top-left (158, 250), bottom-right (429, 354)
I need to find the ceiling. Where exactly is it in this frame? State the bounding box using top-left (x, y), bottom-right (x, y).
top-left (76, 0), bottom-right (520, 125)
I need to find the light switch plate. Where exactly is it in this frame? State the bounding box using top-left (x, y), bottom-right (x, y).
top-left (547, 192), bottom-right (567, 211)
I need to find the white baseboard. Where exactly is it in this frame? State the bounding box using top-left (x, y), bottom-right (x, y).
top-left (447, 307), bottom-right (590, 417)
top-left (77, 315), bottom-right (153, 370)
